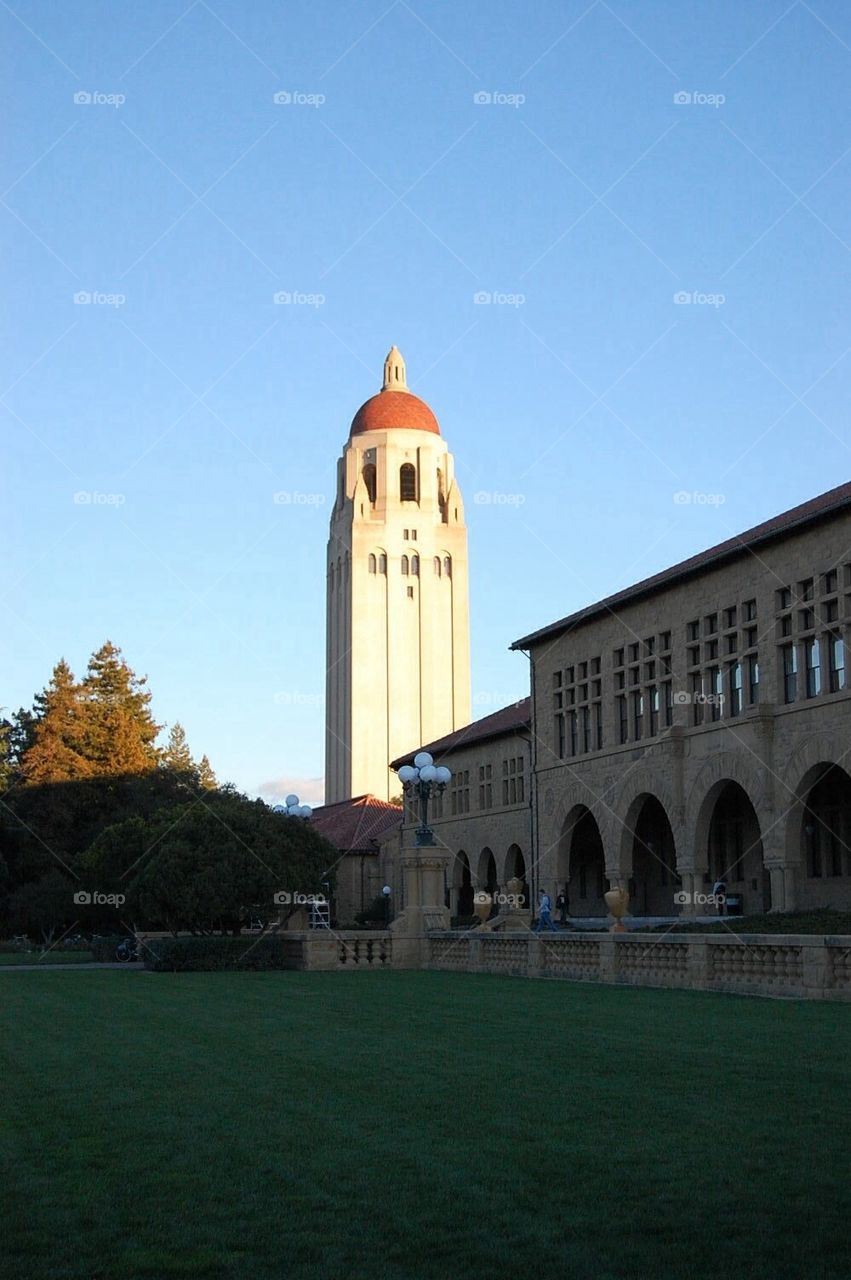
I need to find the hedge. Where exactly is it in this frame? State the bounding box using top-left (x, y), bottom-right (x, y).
top-left (142, 934), bottom-right (298, 972)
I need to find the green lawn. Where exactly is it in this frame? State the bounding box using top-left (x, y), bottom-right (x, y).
top-left (1, 971), bottom-right (848, 1280)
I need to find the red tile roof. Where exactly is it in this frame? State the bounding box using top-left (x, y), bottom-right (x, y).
top-left (512, 479), bottom-right (851, 650)
top-left (390, 698), bottom-right (531, 769)
top-left (350, 390), bottom-right (440, 436)
top-left (310, 794), bottom-right (402, 852)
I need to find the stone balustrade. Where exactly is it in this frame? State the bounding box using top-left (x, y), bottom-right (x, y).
top-left (428, 931), bottom-right (851, 1001)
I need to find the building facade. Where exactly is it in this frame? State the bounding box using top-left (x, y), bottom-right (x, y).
top-left (513, 481), bottom-right (851, 917)
top-left (325, 348), bottom-right (471, 804)
top-left (390, 481), bottom-right (851, 921)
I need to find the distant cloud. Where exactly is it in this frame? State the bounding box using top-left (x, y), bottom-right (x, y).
top-left (258, 775), bottom-right (324, 808)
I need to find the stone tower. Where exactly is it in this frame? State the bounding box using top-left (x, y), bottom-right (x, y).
top-left (325, 348), bottom-right (471, 803)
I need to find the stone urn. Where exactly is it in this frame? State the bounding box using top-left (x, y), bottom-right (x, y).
top-left (473, 890), bottom-right (492, 925)
top-left (505, 876), bottom-right (526, 909)
top-left (604, 886), bottom-right (630, 933)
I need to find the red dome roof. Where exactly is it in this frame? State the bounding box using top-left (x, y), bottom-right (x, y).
top-left (350, 390), bottom-right (440, 437)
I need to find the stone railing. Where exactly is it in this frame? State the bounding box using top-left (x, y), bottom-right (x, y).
top-left (284, 931), bottom-right (393, 971)
top-left (428, 931), bottom-right (851, 1001)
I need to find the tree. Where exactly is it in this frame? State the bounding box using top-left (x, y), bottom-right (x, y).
top-left (162, 722), bottom-right (195, 776)
top-left (7, 868), bottom-right (77, 945)
top-left (82, 793), bottom-right (336, 934)
top-left (79, 641), bottom-right (161, 776)
top-left (20, 661), bottom-right (93, 785)
top-left (197, 754), bottom-right (217, 790)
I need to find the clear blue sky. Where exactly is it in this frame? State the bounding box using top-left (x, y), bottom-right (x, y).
top-left (3, 0), bottom-right (850, 804)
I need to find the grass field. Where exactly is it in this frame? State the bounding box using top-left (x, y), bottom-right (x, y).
top-left (1, 971), bottom-right (848, 1280)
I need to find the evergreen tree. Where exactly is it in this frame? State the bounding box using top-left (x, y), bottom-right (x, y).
top-left (162, 722), bottom-right (195, 776)
top-left (79, 641), bottom-right (160, 776)
top-left (197, 754), bottom-right (218, 790)
top-left (20, 661), bottom-right (93, 784)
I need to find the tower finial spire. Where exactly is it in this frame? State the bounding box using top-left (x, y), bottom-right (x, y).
top-left (382, 345), bottom-right (409, 393)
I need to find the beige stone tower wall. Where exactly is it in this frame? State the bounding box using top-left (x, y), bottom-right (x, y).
top-left (325, 354), bottom-right (471, 803)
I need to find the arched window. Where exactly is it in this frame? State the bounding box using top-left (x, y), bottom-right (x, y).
top-left (378, 553), bottom-right (387, 574)
top-left (362, 464), bottom-right (376, 504)
top-left (401, 555), bottom-right (409, 575)
top-left (444, 555), bottom-right (452, 578)
top-left (400, 463), bottom-right (417, 502)
top-left (411, 554), bottom-right (419, 576)
top-left (368, 554), bottom-right (376, 574)
top-left (433, 556), bottom-right (441, 577)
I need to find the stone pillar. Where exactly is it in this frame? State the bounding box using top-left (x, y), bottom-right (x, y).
top-left (678, 869), bottom-right (699, 917)
top-left (389, 844), bottom-right (451, 967)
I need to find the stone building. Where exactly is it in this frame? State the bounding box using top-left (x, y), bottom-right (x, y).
top-left (390, 700), bottom-right (532, 919)
top-left (324, 348), bottom-right (471, 804)
top-left (309, 794), bottom-right (402, 926)
top-left (511, 480), bottom-right (851, 917)
top-left (389, 480), bottom-right (851, 921)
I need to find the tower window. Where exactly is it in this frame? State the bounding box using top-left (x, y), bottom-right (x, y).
top-left (407, 586), bottom-right (414, 598)
top-left (401, 555), bottom-right (409, 575)
top-left (368, 554), bottom-right (376, 574)
top-left (443, 555), bottom-right (452, 578)
top-left (378, 553), bottom-right (387, 574)
top-left (400, 464), bottom-right (417, 502)
top-left (362, 464), bottom-right (376, 505)
top-left (434, 556), bottom-right (441, 577)
top-left (411, 554), bottom-right (419, 576)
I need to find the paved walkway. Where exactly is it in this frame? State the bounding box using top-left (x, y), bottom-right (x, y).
top-left (0, 961), bottom-right (143, 972)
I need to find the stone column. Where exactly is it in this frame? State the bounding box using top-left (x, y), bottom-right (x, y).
top-left (389, 844), bottom-right (451, 967)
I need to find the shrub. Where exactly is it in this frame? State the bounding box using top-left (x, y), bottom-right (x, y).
top-left (142, 934), bottom-right (298, 972)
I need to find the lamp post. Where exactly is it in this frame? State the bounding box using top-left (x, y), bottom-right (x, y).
top-left (382, 883), bottom-right (392, 928)
top-left (397, 752), bottom-right (451, 846)
top-left (272, 793), bottom-right (313, 819)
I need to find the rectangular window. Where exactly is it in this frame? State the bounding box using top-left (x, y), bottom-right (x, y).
top-left (806, 638), bottom-right (821, 698)
top-left (664, 681), bottom-right (673, 727)
top-left (745, 626), bottom-right (758, 649)
top-left (800, 578), bottom-right (814, 602)
top-left (618, 696), bottom-right (628, 744)
top-left (632, 690), bottom-right (643, 740)
top-left (691, 671), bottom-right (704, 726)
top-left (748, 655), bottom-right (759, 705)
top-left (780, 615), bottom-right (792, 637)
top-left (705, 613), bottom-right (718, 634)
top-left (709, 667), bottom-right (722, 720)
top-left (688, 645), bottom-right (700, 667)
top-left (724, 606), bottom-right (737, 629)
top-left (614, 647), bottom-right (624, 667)
top-left (729, 662), bottom-right (743, 716)
top-left (594, 702), bottom-right (603, 749)
top-left (828, 633), bottom-right (846, 692)
top-left (800, 608), bottom-right (815, 631)
top-left (629, 643), bottom-right (639, 663)
top-left (822, 569), bottom-right (838, 594)
top-left (744, 599), bottom-right (757, 622)
top-left (649, 686), bottom-right (660, 736)
top-left (782, 644), bottom-right (798, 704)
top-left (568, 711), bottom-right (578, 757)
top-left (823, 599), bottom-right (839, 623)
top-left (777, 587), bottom-right (792, 611)
top-left (581, 706), bottom-right (590, 753)
top-left (687, 620), bottom-right (700, 642)
top-left (478, 764), bottom-right (492, 809)
top-left (660, 631), bottom-right (672, 651)
top-left (644, 637), bottom-right (655, 656)
top-left (555, 715), bottom-right (565, 759)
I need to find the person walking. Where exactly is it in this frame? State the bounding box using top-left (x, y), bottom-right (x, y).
top-left (556, 888), bottom-right (568, 925)
top-left (534, 890), bottom-right (558, 933)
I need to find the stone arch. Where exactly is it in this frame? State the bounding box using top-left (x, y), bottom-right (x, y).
top-left (557, 804), bottom-right (606, 917)
top-left (684, 751), bottom-right (771, 873)
top-left (608, 768), bottom-right (681, 881)
top-left (451, 850), bottom-right (474, 917)
top-left (503, 843), bottom-right (530, 911)
top-left (476, 847), bottom-right (497, 893)
top-left (784, 759), bottom-right (851, 910)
